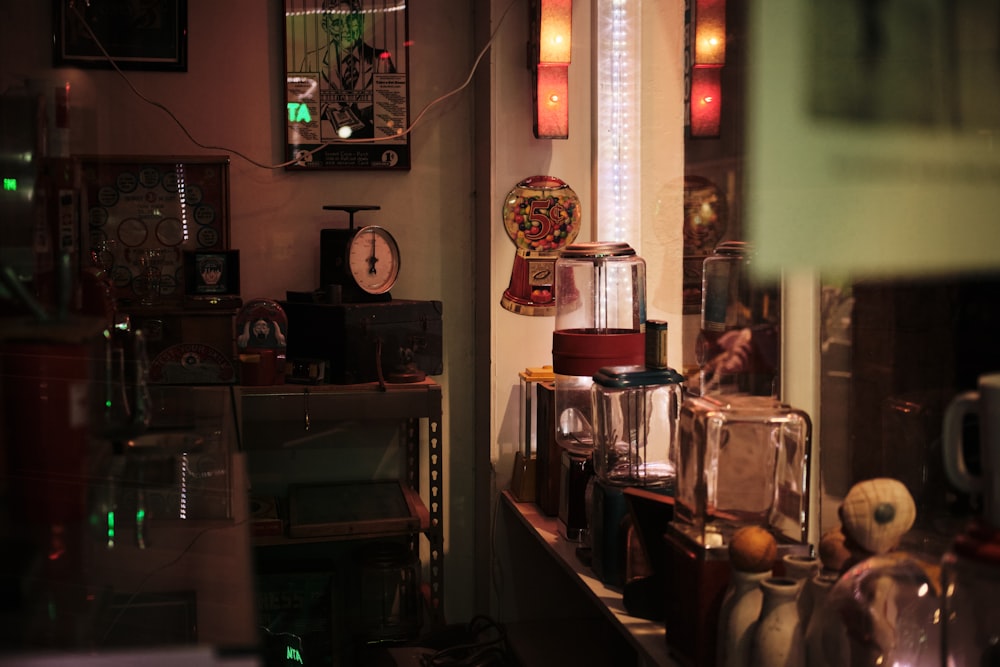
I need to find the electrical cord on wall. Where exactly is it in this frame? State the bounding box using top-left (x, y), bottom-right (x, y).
top-left (68, 0), bottom-right (520, 171)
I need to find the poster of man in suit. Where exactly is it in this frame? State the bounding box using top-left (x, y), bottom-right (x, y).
top-left (284, 0), bottom-right (409, 169)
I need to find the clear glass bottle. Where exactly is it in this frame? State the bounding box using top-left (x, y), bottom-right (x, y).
top-left (552, 242), bottom-right (646, 455)
top-left (696, 241), bottom-right (780, 397)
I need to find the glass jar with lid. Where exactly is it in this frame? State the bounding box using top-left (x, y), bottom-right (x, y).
top-left (552, 242), bottom-right (646, 455)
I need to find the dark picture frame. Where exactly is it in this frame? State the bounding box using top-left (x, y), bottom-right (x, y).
top-left (282, 0), bottom-right (411, 170)
top-left (53, 0), bottom-right (188, 72)
top-left (184, 250), bottom-right (240, 296)
top-left (80, 155), bottom-right (230, 305)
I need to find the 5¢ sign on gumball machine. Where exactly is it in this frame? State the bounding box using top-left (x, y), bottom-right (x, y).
top-left (501, 176), bottom-right (581, 316)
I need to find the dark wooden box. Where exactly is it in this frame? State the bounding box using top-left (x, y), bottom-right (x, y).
top-left (281, 299), bottom-right (443, 384)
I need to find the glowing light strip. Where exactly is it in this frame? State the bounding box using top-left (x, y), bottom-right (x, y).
top-left (176, 163), bottom-right (190, 244)
top-left (285, 3), bottom-right (406, 18)
top-left (595, 0), bottom-right (640, 247)
top-left (179, 452), bottom-right (188, 520)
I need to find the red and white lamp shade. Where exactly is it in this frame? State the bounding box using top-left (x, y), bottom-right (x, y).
top-left (690, 0), bottom-right (725, 138)
top-left (532, 0), bottom-right (572, 139)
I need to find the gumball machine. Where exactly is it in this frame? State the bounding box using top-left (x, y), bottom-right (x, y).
top-left (500, 176), bottom-right (581, 316)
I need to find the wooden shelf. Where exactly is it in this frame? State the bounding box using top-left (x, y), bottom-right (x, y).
top-left (499, 490), bottom-right (680, 667)
top-left (236, 380), bottom-right (445, 626)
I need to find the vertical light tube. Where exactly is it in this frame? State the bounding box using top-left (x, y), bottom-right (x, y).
top-left (595, 0), bottom-right (641, 247)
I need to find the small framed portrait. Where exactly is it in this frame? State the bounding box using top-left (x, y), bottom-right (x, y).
top-left (184, 250), bottom-right (240, 296)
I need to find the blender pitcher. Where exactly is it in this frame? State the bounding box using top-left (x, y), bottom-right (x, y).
top-left (591, 365), bottom-right (685, 489)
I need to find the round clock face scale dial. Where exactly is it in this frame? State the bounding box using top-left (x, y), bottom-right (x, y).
top-left (348, 225), bottom-right (400, 295)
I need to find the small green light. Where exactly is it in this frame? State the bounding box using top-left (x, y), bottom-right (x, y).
top-left (2, 178), bottom-right (16, 192)
top-left (136, 508), bottom-right (145, 522)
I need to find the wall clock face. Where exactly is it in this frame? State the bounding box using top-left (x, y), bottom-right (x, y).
top-left (347, 225), bottom-right (400, 296)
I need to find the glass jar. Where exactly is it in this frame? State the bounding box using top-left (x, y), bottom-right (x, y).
top-left (357, 541), bottom-right (422, 643)
top-left (552, 242), bottom-right (646, 455)
top-left (941, 522), bottom-right (1000, 667)
top-left (696, 241), bottom-right (780, 397)
top-left (674, 394), bottom-right (812, 546)
top-left (591, 364), bottom-right (685, 488)
top-left (815, 553), bottom-right (941, 667)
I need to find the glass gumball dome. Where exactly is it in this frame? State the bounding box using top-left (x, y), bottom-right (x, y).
top-left (502, 175), bottom-right (581, 253)
top-left (683, 175), bottom-right (727, 256)
top-left (500, 175), bottom-right (582, 315)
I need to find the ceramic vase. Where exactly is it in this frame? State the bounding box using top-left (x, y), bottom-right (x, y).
top-left (749, 577), bottom-right (804, 667)
top-left (804, 572), bottom-right (846, 667)
top-left (717, 569), bottom-right (770, 667)
top-left (782, 554), bottom-right (821, 626)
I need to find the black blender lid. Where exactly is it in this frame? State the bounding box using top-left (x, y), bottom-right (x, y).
top-left (560, 241), bottom-right (635, 258)
top-left (593, 365), bottom-right (685, 388)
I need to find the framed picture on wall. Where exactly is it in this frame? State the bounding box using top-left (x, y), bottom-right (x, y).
top-left (80, 155), bottom-right (230, 306)
top-left (282, 0), bottom-right (411, 170)
top-left (184, 250), bottom-right (240, 297)
top-left (53, 0), bottom-right (188, 72)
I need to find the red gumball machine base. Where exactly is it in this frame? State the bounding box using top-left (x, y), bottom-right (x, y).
top-left (501, 249), bottom-right (558, 316)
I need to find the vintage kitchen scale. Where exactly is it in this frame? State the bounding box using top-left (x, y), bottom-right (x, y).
top-left (317, 204), bottom-right (399, 305)
top-left (282, 205), bottom-right (443, 385)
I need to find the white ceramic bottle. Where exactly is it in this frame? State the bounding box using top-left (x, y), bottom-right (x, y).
top-left (717, 568), bottom-right (770, 667)
top-left (782, 554), bottom-right (821, 627)
top-left (749, 577), bottom-right (805, 667)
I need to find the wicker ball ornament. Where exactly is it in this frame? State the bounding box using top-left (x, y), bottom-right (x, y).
top-left (839, 478), bottom-right (917, 555)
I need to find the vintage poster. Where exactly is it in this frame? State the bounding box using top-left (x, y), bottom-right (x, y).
top-left (283, 0), bottom-right (410, 170)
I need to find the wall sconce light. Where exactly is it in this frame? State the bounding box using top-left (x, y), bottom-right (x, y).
top-left (531, 0), bottom-right (572, 139)
top-left (693, 0), bottom-right (726, 65)
top-left (690, 66), bottom-right (722, 138)
top-left (689, 0), bottom-right (725, 138)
